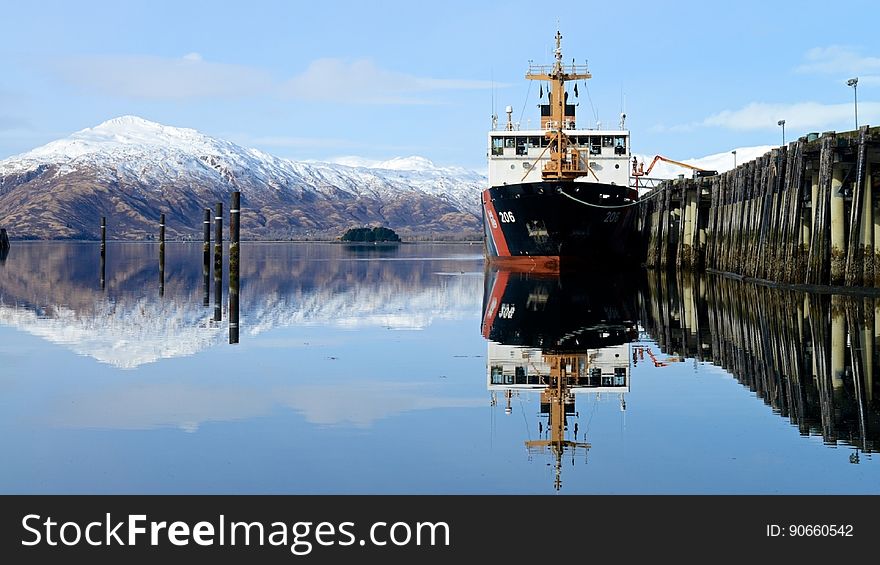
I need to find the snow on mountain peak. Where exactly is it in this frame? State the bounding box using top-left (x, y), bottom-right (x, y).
top-left (371, 156), bottom-right (437, 171)
top-left (89, 115), bottom-right (197, 139)
top-left (21, 115), bottom-right (217, 161)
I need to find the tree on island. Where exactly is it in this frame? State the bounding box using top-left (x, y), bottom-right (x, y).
top-left (340, 226), bottom-right (401, 242)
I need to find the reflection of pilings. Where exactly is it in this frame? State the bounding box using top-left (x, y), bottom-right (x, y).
top-left (214, 202), bottom-right (223, 322)
top-left (644, 272), bottom-right (880, 452)
top-left (100, 216), bottom-right (106, 290)
top-left (847, 299), bottom-right (870, 450)
top-left (831, 295), bottom-right (845, 390)
top-left (229, 192), bottom-right (240, 344)
top-left (159, 213), bottom-right (165, 297)
top-left (203, 208), bottom-right (211, 307)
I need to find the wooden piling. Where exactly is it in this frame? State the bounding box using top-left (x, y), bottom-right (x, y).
top-left (229, 191), bottom-right (240, 344)
top-left (830, 162), bottom-right (846, 285)
top-left (807, 135), bottom-right (835, 285)
top-left (845, 127), bottom-right (869, 286)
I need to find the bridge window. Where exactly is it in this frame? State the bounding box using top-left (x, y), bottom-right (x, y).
top-left (614, 136), bottom-right (627, 155)
top-left (491, 137), bottom-right (503, 156)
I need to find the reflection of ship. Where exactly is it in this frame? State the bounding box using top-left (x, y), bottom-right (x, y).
top-left (483, 267), bottom-right (639, 490)
top-left (482, 30), bottom-right (641, 273)
top-left (481, 267), bottom-right (640, 350)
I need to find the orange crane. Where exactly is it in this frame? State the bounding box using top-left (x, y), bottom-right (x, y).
top-left (632, 344), bottom-right (684, 367)
top-left (631, 155), bottom-right (717, 180)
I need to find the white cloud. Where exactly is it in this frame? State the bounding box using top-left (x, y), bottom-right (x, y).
top-left (49, 53), bottom-right (498, 105)
top-left (53, 53), bottom-right (273, 98)
top-left (243, 135), bottom-right (353, 148)
top-left (282, 57), bottom-right (500, 104)
top-left (795, 45), bottom-right (880, 76)
top-left (699, 101), bottom-right (879, 131)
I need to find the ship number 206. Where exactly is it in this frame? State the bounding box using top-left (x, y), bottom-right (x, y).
top-left (499, 211), bottom-right (516, 223)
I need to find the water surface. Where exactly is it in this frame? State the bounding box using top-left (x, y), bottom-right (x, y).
top-left (0, 242), bottom-right (877, 494)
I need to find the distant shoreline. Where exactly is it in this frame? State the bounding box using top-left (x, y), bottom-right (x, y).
top-left (4, 238), bottom-right (484, 244)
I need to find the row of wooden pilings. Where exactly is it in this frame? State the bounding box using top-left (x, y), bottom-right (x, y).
top-left (639, 126), bottom-right (880, 287)
top-left (99, 191), bottom-right (241, 343)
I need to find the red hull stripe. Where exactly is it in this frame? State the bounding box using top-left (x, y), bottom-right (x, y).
top-left (486, 255), bottom-right (561, 275)
top-left (481, 269), bottom-right (511, 339)
top-left (481, 191), bottom-right (511, 256)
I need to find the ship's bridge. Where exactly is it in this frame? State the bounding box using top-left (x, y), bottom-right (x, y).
top-left (488, 128), bottom-right (631, 188)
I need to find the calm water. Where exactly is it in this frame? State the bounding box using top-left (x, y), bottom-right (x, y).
top-left (0, 241), bottom-right (878, 494)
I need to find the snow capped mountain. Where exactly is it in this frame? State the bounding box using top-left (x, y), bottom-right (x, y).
top-left (0, 116), bottom-right (486, 240)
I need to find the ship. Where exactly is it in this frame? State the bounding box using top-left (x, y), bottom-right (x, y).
top-left (482, 30), bottom-right (643, 273)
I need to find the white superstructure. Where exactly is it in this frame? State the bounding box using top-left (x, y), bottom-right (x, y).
top-left (487, 126), bottom-right (632, 187)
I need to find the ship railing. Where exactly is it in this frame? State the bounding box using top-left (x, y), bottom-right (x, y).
top-left (630, 177), bottom-right (666, 196)
top-left (527, 63), bottom-right (590, 76)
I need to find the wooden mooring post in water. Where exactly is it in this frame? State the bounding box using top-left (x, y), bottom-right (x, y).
top-left (229, 191), bottom-right (240, 344)
top-left (641, 125), bottom-right (880, 288)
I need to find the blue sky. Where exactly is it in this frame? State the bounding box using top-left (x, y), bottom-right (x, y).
top-left (1, 0), bottom-right (878, 171)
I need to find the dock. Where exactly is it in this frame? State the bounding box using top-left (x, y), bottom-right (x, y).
top-left (639, 126), bottom-right (880, 288)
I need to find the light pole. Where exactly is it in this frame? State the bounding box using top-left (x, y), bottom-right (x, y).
top-left (731, 150), bottom-right (736, 168)
top-left (847, 77), bottom-right (858, 130)
top-left (778, 119), bottom-right (786, 146)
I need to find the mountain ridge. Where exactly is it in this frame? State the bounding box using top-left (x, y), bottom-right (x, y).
top-left (0, 116), bottom-right (486, 240)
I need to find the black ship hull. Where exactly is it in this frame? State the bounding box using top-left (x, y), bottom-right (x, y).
top-left (481, 181), bottom-right (643, 273)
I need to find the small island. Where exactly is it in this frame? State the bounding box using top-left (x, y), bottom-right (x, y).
top-left (340, 226), bottom-right (401, 243)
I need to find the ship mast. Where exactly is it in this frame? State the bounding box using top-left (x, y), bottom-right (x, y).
top-left (526, 31), bottom-right (592, 181)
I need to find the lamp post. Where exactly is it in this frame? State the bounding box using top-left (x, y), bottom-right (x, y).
top-left (778, 119), bottom-right (785, 146)
top-left (731, 150), bottom-right (736, 168)
top-left (847, 77), bottom-right (858, 130)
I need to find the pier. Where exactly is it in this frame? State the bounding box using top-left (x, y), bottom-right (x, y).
top-left (640, 126), bottom-right (880, 288)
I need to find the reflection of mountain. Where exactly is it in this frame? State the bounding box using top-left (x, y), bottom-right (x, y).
top-left (0, 242), bottom-right (483, 368)
top-left (482, 268), bottom-right (639, 490)
top-left (641, 270), bottom-right (880, 455)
